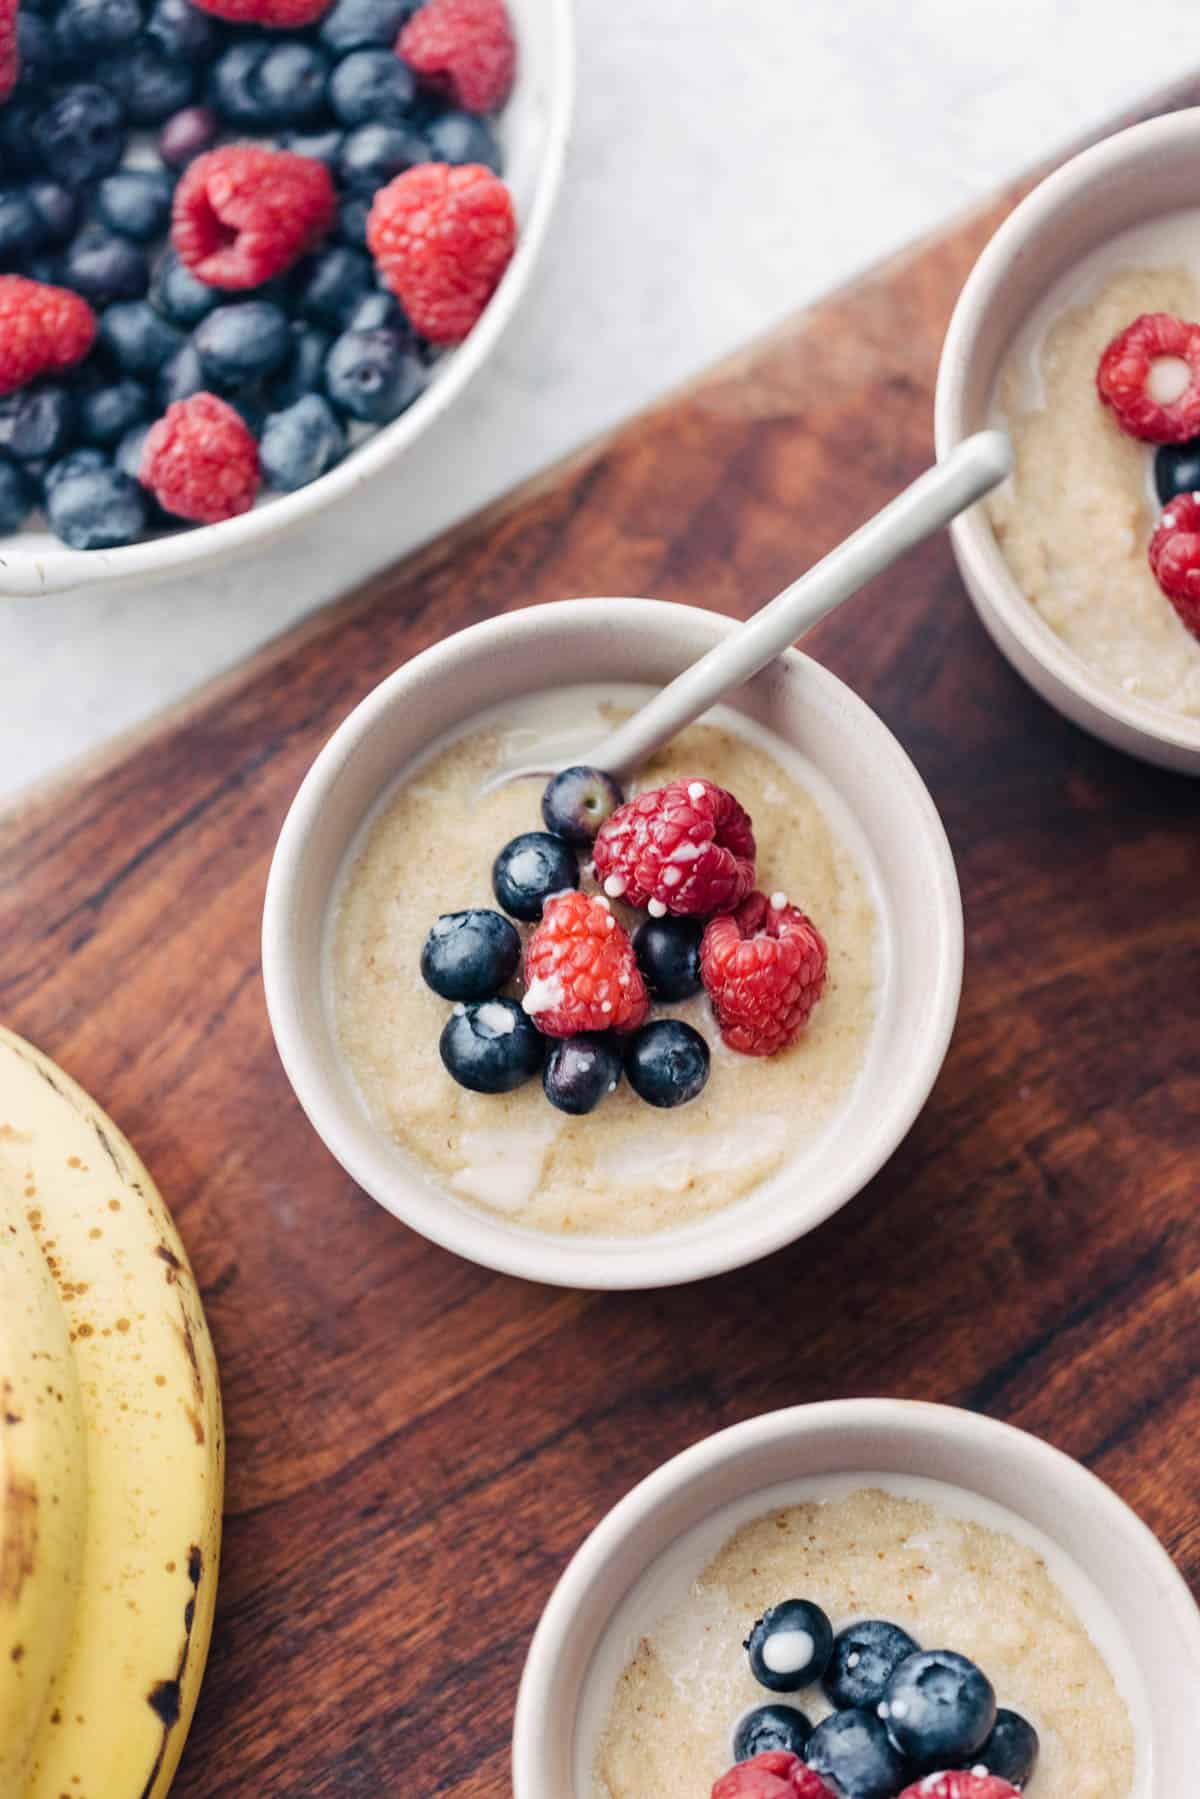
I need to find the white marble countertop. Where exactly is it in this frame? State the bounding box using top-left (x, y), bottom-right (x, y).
top-left (1, 0), bottom-right (1195, 801)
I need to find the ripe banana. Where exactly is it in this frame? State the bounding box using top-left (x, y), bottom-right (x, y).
top-left (0, 1025), bottom-right (223, 1799)
top-left (0, 1169), bottom-right (87, 1791)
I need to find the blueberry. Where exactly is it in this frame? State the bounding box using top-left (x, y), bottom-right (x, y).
top-left (338, 192), bottom-right (371, 248)
top-left (329, 47), bottom-right (417, 127)
top-left (0, 385), bottom-right (75, 461)
top-left (60, 226), bottom-right (148, 305)
top-left (151, 248), bottom-right (222, 327)
top-left (624, 1019), bottom-right (710, 1108)
top-left (99, 41), bottom-right (195, 124)
top-left (823, 1620), bottom-right (920, 1712)
top-left (732, 1704), bottom-right (812, 1763)
top-left (210, 40), bottom-right (329, 129)
top-left (324, 326), bottom-right (423, 422)
top-left (15, 13), bottom-right (52, 91)
top-left (33, 86), bottom-right (126, 186)
top-left (970, 1708), bottom-right (1039, 1789)
top-left (146, 0), bottom-right (222, 61)
top-left (423, 105), bottom-right (501, 171)
top-left (282, 127), bottom-right (344, 166)
top-left (194, 303), bottom-right (292, 389)
top-left (881, 1650), bottom-right (996, 1771)
top-left (0, 455), bottom-right (33, 531)
top-left (45, 459), bottom-right (147, 550)
top-left (98, 300), bottom-right (184, 377)
top-left (158, 103), bottom-right (219, 169)
top-left (541, 765), bottom-right (624, 847)
top-left (542, 1033), bottom-right (623, 1116)
top-left (336, 120), bottom-right (428, 190)
top-left (632, 916), bottom-right (703, 1002)
top-left (1154, 438), bottom-right (1200, 507)
top-left (0, 189), bottom-right (44, 265)
top-left (745, 1598), bottom-right (833, 1692)
top-left (79, 375), bottom-right (151, 447)
top-left (319, 0), bottom-right (417, 54)
top-left (439, 998), bottom-right (544, 1094)
top-left (270, 324), bottom-right (331, 408)
top-left (26, 182), bottom-right (77, 246)
top-left (420, 907), bottom-right (520, 1002)
top-left (256, 41), bottom-right (332, 127)
top-left (54, 0), bottom-right (142, 63)
top-left (259, 394), bottom-right (344, 490)
top-left (346, 289), bottom-right (402, 334)
top-left (805, 1709), bottom-right (909, 1799)
top-left (96, 171), bottom-right (174, 244)
top-left (158, 341), bottom-right (206, 407)
top-left (207, 41), bottom-right (266, 125)
top-left (297, 246), bottom-right (372, 331)
top-left (42, 445), bottom-right (107, 497)
top-left (115, 420), bottom-right (151, 480)
top-left (491, 830), bottom-right (578, 922)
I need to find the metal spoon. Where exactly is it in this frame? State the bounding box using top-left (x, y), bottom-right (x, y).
top-left (482, 429), bottom-right (1012, 794)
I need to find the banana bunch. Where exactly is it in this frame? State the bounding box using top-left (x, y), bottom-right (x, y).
top-left (0, 1025), bottom-right (223, 1797)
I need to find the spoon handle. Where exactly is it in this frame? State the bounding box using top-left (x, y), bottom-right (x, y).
top-left (585, 429), bottom-right (1013, 782)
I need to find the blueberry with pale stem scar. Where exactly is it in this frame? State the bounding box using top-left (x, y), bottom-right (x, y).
top-left (541, 765), bottom-right (624, 847)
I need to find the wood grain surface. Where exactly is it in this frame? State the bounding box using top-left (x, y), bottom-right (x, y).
top-left (3, 84), bottom-right (1200, 1797)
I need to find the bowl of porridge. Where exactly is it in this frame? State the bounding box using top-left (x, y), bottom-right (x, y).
top-left (513, 1400), bottom-right (1200, 1798)
top-left (936, 108), bottom-right (1200, 773)
top-left (261, 597), bottom-right (962, 1288)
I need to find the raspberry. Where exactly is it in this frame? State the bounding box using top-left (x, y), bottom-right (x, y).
top-left (398, 0), bottom-right (515, 113)
top-left (1148, 491), bottom-right (1200, 641)
top-left (786, 1772), bottom-right (840, 1799)
top-left (521, 891), bottom-right (648, 1038)
top-left (700, 890), bottom-right (827, 1056)
top-left (172, 145), bottom-right (336, 290)
top-left (0, 277), bottom-right (97, 397)
top-left (1096, 312), bottom-right (1200, 442)
top-left (139, 392), bottom-right (259, 523)
top-left (897, 1777), bottom-right (1020, 1799)
top-left (593, 779), bottom-right (756, 918)
top-left (712, 1754), bottom-right (838, 1799)
top-left (367, 161), bottom-right (516, 343)
top-left (190, 0), bottom-right (330, 23)
top-left (0, 0), bottom-right (17, 102)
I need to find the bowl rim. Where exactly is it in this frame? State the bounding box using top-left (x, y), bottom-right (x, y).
top-left (261, 595), bottom-right (964, 1290)
top-left (0, 0), bottom-right (576, 598)
top-left (512, 1397), bottom-right (1200, 1795)
top-left (934, 106), bottom-right (1200, 760)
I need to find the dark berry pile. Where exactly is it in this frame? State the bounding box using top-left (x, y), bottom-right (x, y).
top-left (0, 0), bottom-right (512, 548)
top-left (717, 1597), bottom-right (1039, 1799)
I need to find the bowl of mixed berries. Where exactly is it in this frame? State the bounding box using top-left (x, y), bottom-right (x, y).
top-left (0, 0), bottom-right (571, 591)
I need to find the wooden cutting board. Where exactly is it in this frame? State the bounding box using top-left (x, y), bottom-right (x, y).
top-left (4, 81), bottom-right (1200, 1796)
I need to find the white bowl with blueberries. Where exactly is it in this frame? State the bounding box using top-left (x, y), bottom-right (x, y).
top-left (513, 1400), bottom-right (1200, 1799)
top-left (262, 595), bottom-right (964, 1289)
top-left (0, 0), bottom-right (572, 593)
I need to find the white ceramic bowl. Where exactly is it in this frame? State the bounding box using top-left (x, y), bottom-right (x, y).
top-left (0, 0), bottom-right (574, 598)
top-left (262, 596), bottom-right (963, 1289)
top-left (935, 108), bottom-right (1200, 775)
top-left (513, 1399), bottom-right (1200, 1797)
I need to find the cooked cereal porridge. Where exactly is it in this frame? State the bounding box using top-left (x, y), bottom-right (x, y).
top-left (328, 686), bottom-right (881, 1236)
top-left (989, 210), bottom-right (1200, 718)
top-left (593, 1485), bottom-right (1137, 1799)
